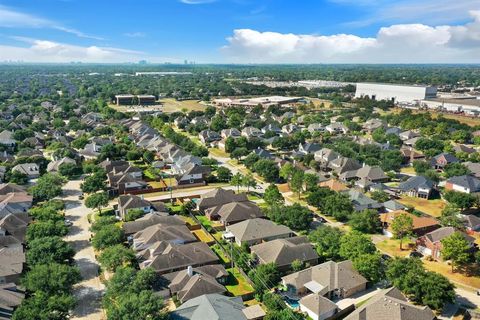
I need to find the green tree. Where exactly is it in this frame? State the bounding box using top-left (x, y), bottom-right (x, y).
top-left (349, 209), bottom-right (382, 234)
top-left (266, 204), bottom-right (312, 231)
top-left (441, 232), bottom-right (472, 272)
top-left (26, 220), bottom-right (69, 241)
top-left (279, 163), bottom-right (294, 181)
top-left (444, 190), bottom-right (476, 210)
top-left (242, 173), bottom-right (257, 192)
top-left (253, 159), bottom-right (279, 182)
top-left (124, 208), bottom-right (145, 222)
top-left (230, 173), bottom-right (244, 192)
top-left (439, 204), bottom-right (463, 228)
top-left (29, 173), bottom-right (65, 202)
top-left (91, 225), bottom-right (124, 250)
top-left (323, 193), bottom-right (353, 222)
top-left (248, 263), bottom-right (280, 293)
top-left (304, 173), bottom-right (319, 192)
top-left (98, 244), bottom-right (136, 272)
top-left (58, 163), bottom-right (82, 178)
top-left (370, 190), bottom-right (389, 203)
top-left (308, 225), bottom-right (344, 262)
top-left (106, 290), bottom-right (168, 320)
top-left (289, 169), bottom-right (304, 199)
top-left (81, 171), bottom-right (106, 193)
top-left (22, 263), bottom-right (81, 295)
top-left (339, 231), bottom-right (376, 260)
top-left (391, 212), bottom-right (413, 250)
top-left (12, 292), bottom-right (76, 320)
top-left (264, 184), bottom-right (284, 207)
top-left (216, 166), bottom-right (232, 182)
top-left (353, 253), bottom-right (385, 283)
top-left (8, 170), bottom-right (29, 185)
top-left (85, 192), bottom-right (109, 215)
top-left (291, 259), bottom-right (304, 272)
top-left (444, 162), bottom-right (470, 178)
top-left (26, 236), bottom-right (75, 265)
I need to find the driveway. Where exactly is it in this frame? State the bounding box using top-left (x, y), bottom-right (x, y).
top-left (62, 179), bottom-right (105, 320)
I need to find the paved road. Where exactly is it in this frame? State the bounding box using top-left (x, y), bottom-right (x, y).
top-left (62, 179), bottom-right (105, 320)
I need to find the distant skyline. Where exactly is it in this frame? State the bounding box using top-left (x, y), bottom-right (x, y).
top-left (0, 0), bottom-right (479, 63)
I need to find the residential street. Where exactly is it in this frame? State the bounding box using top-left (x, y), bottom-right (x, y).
top-left (62, 179), bottom-right (105, 320)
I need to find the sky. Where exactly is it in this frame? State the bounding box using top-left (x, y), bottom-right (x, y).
top-left (0, 0), bottom-right (479, 63)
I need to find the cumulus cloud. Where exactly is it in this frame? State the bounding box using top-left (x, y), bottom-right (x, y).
top-left (0, 5), bottom-right (103, 40)
top-left (0, 37), bottom-right (145, 63)
top-left (222, 11), bottom-right (480, 63)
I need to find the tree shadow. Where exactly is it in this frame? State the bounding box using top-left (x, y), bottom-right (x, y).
top-left (72, 284), bottom-right (104, 318)
top-left (75, 258), bottom-right (101, 281)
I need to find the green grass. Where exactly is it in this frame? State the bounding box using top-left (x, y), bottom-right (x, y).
top-left (212, 244), bottom-right (231, 264)
top-left (225, 268), bottom-right (255, 296)
top-left (195, 215), bottom-right (213, 228)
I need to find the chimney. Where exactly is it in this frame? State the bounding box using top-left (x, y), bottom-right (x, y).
top-left (187, 266), bottom-right (193, 277)
top-left (140, 195), bottom-right (144, 200)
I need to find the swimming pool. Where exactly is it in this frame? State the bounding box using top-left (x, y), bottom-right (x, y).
top-left (284, 296), bottom-right (300, 309)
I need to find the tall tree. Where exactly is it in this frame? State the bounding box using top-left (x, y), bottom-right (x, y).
top-left (264, 184), bottom-right (284, 207)
top-left (441, 232), bottom-right (472, 272)
top-left (391, 213), bottom-right (413, 250)
top-left (85, 192), bottom-right (109, 215)
top-left (230, 173), bottom-right (244, 192)
top-left (289, 169), bottom-right (304, 199)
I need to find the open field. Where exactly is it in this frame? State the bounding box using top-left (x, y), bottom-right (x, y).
top-left (390, 107), bottom-right (480, 127)
top-left (423, 260), bottom-right (480, 290)
top-left (209, 147), bottom-right (229, 158)
top-left (161, 98), bottom-right (208, 113)
top-left (397, 196), bottom-right (446, 217)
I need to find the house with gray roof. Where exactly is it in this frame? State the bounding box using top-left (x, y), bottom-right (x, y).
top-left (463, 214), bottom-right (480, 232)
top-left (138, 241), bottom-right (219, 275)
top-left (340, 165), bottom-right (388, 188)
top-left (117, 194), bottom-right (157, 221)
top-left (171, 294), bottom-right (248, 320)
top-left (251, 236), bottom-right (318, 272)
top-left (300, 293), bottom-right (338, 320)
top-left (281, 260), bottom-right (367, 299)
top-left (205, 201), bottom-right (264, 226)
top-left (297, 142), bottom-right (322, 155)
top-left (0, 245), bottom-right (25, 284)
top-left (416, 226), bottom-right (475, 259)
top-left (11, 163), bottom-right (39, 179)
top-left (445, 175), bottom-right (480, 194)
top-left (344, 287), bottom-right (435, 320)
top-left (343, 189), bottom-right (382, 212)
top-left (221, 128), bottom-right (241, 139)
top-left (47, 157), bottom-right (76, 172)
top-left (132, 224), bottom-right (197, 250)
top-left (225, 218), bottom-right (293, 246)
top-left (123, 213), bottom-right (184, 236)
top-left (168, 265), bottom-right (228, 304)
top-left (397, 176), bottom-right (435, 199)
top-left (328, 157), bottom-right (361, 175)
top-left (0, 283), bottom-right (24, 319)
top-left (430, 152), bottom-right (459, 170)
top-left (0, 131), bottom-right (15, 148)
top-left (197, 189), bottom-right (248, 212)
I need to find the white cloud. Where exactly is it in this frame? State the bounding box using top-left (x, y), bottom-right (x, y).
top-left (0, 37), bottom-right (144, 62)
top-left (0, 5), bottom-right (103, 40)
top-left (222, 11), bottom-right (480, 63)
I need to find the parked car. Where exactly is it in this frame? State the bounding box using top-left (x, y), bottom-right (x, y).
top-left (64, 219), bottom-right (73, 227)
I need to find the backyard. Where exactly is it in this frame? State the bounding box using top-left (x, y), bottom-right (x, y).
top-left (225, 267), bottom-right (255, 297)
top-left (375, 238), bottom-right (415, 257)
top-left (397, 196), bottom-right (446, 217)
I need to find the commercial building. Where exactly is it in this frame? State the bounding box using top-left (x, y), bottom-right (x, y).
top-left (213, 96), bottom-right (303, 108)
top-left (355, 83), bottom-right (437, 103)
top-left (420, 97), bottom-right (480, 115)
top-left (115, 94), bottom-right (157, 106)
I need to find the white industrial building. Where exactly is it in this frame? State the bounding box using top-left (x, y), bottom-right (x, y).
top-left (420, 97), bottom-right (480, 115)
top-left (355, 83), bottom-right (437, 103)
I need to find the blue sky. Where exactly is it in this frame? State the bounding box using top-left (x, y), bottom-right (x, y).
top-left (0, 0), bottom-right (479, 63)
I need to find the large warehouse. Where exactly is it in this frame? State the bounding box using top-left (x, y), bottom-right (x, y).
top-left (355, 83), bottom-right (437, 103)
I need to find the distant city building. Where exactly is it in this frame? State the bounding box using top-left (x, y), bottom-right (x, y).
top-left (355, 83), bottom-right (437, 103)
top-left (115, 94), bottom-right (156, 106)
top-left (214, 96), bottom-right (303, 108)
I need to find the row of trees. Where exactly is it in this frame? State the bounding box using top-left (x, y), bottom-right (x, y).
top-left (14, 200), bottom-right (81, 320)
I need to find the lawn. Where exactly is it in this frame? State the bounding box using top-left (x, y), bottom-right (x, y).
top-left (209, 148), bottom-right (229, 158)
top-left (160, 98), bottom-right (207, 113)
top-left (423, 260), bottom-right (480, 290)
top-left (397, 196), bottom-right (446, 217)
top-left (212, 243), bottom-right (231, 265)
top-left (195, 215), bottom-right (213, 228)
top-left (375, 238), bottom-right (415, 257)
top-left (178, 215), bottom-right (198, 227)
top-left (192, 229), bottom-right (214, 243)
top-left (225, 268), bottom-right (255, 296)
top-left (400, 167), bottom-right (416, 175)
top-left (148, 181), bottom-right (166, 189)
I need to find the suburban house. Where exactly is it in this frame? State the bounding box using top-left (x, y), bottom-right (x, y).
top-left (0, 130), bottom-right (15, 148)
top-left (399, 130), bottom-right (419, 141)
top-left (397, 176), bottom-right (435, 199)
top-left (171, 294), bottom-right (250, 320)
top-left (382, 200), bottom-right (407, 212)
top-left (314, 148), bottom-right (340, 168)
top-left (363, 118), bottom-right (386, 133)
top-left (132, 224), bottom-right (197, 250)
top-left (339, 165), bottom-right (388, 188)
top-left (344, 189), bottom-right (382, 212)
top-left (281, 260), bottom-right (367, 299)
top-left (296, 143), bottom-right (321, 155)
top-left (250, 236), bottom-right (318, 272)
top-left (325, 122), bottom-right (348, 134)
top-left (198, 130), bottom-right (221, 145)
top-left (225, 218), bottom-right (293, 246)
top-left (253, 148), bottom-right (274, 159)
top-left (400, 147), bottom-right (425, 165)
top-left (344, 287), bottom-right (435, 320)
top-left (416, 227), bottom-right (475, 259)
top-left (107, 169), bottom-right (148, 195)
top-left (430, 152), bottom-right (459, 170)
top-left (122, 213), bottom-right (184, 236)
top-left (220, 128), bottom-right (241, 139)
top-left (307, 123), bottom-right (325, 133)
top-left (137, 241), bottom-right (219, 274)
top-left (380, 210), bottom-right (439, 237)
top-left (0, 213), bottom-right (29, 242)
top-left (205, 201), bottom-right (265, 226)
top-left (299, 293), bottom-right (338, 320)
top-left (197, 189), bottom-right (248, 212)
top-left (0, 283), bottom-right (24, 319)
top-left (173, 162), bottom-right (211, 186)
top-left (462, 214), bottom-right (480, 232)
top-left (464, 162), bottom-right (480, 178)
top-left (0, 245), bottom-right (25, 284)
top-left (117, 194), bottom-right (157, 221)
top-left (262, 124), bottom-right (282, 135)
top-left (328, 157), bottom-right (362, 175)
top-left (241, 127), bottom-right (263, 139)
top-left (168, 265), bottom-right (228, 304)
top-left (47, 157), bottom-right (76, 172)
top-left (445, 175), bottom-right (480, 194)
top-left (11, 163), bottom-right (39, 179)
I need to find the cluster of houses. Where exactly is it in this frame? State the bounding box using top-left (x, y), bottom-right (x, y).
top-left (0, 183), bottom-right (33, 318)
